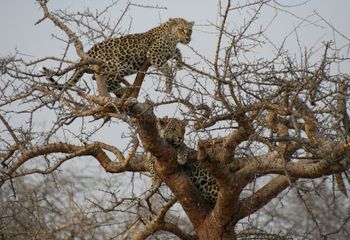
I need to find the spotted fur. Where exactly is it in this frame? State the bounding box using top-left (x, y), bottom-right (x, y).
top-left (149, 117), bottom-right (219, 205)
top-left (184, 162), bottom-right (218, 204)
top-left (58, 18), bottom-right (194, 96)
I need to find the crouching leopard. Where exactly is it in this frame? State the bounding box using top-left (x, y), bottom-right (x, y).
top-left (148, 116), bottom-right (219, 205)
top-left (45, 18), bottom-right (194, 96)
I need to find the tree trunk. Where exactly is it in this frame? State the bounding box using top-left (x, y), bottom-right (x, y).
top-left (196, 217), bottom-right (237, 240)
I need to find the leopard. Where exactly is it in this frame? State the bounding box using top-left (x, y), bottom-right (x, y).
top-left (148, 116), bottom-right (219, 205)
top-left (45, 18), bottom-right (194, 96)
top-left (148, 117), bottom-right (188, 189)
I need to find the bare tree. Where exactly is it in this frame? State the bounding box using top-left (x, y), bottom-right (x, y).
top-left (0, 172), bottom-right (114, 240)
top-left (1, 0), bottom-right (350, 239)
top-left (252, 179), bottom-right (350, 239)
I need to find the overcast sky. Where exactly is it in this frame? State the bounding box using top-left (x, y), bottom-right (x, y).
top-left (1, 0), bottom-right (350, 199)
top-left (1, 0), bottom-right (349, 142)
top-left (1, 0), bottom-right (350, 61)
top-left (1, 0), bottom-right (350, 152)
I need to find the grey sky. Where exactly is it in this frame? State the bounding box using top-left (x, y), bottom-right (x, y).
top-left (1, 0), bottom-right (350, 61)
top-left (1, 0), bottom-right (350, 153)
top-left (1, 0), bottom-right (350, 213)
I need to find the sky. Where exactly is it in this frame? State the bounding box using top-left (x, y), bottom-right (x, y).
top-left (1, 0), bottom-right (350, 193)
top-left (1, 0), bottom-right (350, 153)
top-left (1, 0), bottom-right (350, 61)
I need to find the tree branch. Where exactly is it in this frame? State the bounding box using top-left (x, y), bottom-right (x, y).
top-left (36, 0), bottom-right (85, 59)
top-left (237, 175), bottom-right (297, 219)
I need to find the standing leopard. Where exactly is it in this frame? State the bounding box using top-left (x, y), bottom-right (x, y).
top-left (45, 18), bottom-right (194, 96)
top-left (148, 116), bottom-right (219, 205)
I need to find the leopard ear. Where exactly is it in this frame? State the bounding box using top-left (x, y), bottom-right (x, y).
top-left (157, 116), bottom-right (168, 127)
top-left (167, 18), bottom-right (177, 26)
top-left (189, 21), bottom-right (194, 27)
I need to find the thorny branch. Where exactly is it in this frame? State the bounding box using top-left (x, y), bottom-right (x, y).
top-left (1, 0), bottom-right (350, 239)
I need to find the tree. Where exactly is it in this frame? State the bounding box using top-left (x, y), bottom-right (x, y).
top-left (1, 0), bottom-right (350, 239)
top-left (256, 180), bottom-right (350, 239)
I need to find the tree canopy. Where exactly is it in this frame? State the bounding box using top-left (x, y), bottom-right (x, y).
top-left (1, 0), bottom-right (350, 239)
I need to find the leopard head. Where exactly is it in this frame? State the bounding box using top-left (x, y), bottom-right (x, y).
top-left (157, 116), bottom-right (188, 146)
top-left (167, 18), bottom-right (194, 44)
